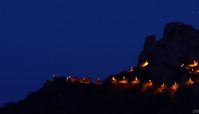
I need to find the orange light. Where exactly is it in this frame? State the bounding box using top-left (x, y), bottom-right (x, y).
top-left (171, 82), bottom-right (179, 91)
top-left (142, 80), bottom-right (153, 91)
top-left (155, 83), bottom-right (167, 94)
top-left (141, 60), bottom-right (149, 68)
top-left (119, 79), bottom-right (128, 84)
top-left (161, 83), bottom-right (167, 90)
top-left (185, 78), bottom-right (194, 85)
top-left (112, 76), bottom-right (117, 83)
top-left (194, 69), bottom-right (199, 73)
top-left (147, 80), bottom-right (153, 87)
top-left (188, 61), bottom-right (198, 67)
top-left (131, 77), bottom-right (140, 85)
top-left (118, 76), bottom-right (128, 84)
top-left (80, 78), bottom-right (86, 83)
top-left (135, 77), bottom-right (138, 81)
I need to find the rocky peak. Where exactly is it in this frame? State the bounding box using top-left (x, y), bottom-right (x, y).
top-left (139, 22), bottom-right (199, 82)
top-left (163, 22), bottom-right (199, 40)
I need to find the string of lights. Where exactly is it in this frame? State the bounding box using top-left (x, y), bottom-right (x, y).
top-left (51, 60), bottom-right (199, 94)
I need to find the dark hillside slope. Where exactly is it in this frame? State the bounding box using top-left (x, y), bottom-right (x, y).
top-left (1, 22), bottom-right (199, 114)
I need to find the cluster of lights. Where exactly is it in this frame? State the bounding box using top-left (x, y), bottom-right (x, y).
top-left (181, 60), bottom-right (199, 74)
top-left (64, 76), bottom-right (102, 84)
top-left (51, 60), bottom-right (198, 95)
top-left (111, 76), bottom-right (195, 93)
top-left (128, 60), bottom-right (149, 73)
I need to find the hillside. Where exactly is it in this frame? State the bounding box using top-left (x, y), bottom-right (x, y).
top-left (0, 76), bottom-right (198, 114)
top-left (1, 22), bottom-right (199, 114)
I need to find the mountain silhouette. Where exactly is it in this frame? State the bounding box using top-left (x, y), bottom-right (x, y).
top-left (0, 22), bottom-right (199, 114)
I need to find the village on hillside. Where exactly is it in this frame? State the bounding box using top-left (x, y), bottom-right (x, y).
top-left (49, 60), bottom-right (199, 96)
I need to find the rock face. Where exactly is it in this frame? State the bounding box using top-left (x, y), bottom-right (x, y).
top-left (139, 22), bottom-right (199, 82)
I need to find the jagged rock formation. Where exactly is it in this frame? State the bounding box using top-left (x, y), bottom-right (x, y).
top-left (1, 22), bottom-right (199, 114)
top-left (139, 22), bottom-right (199, 82)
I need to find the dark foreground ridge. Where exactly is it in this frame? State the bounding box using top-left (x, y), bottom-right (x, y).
top-left (1, 22), bottom-right (199, 114)
top-left (0, 76), bottom-right (198, 114)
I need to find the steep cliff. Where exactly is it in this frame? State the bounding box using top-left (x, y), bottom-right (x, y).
top-left (139, 22), bottom-right (199, 82)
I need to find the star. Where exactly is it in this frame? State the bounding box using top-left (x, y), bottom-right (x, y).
top-left (65, 16), bottom-right (71, 20)
top-left (35, 1), bottom-right (40, 7)
top-left (64, 16), bottom-right (72, 22)
top-left (192, 10), bottom-right (197, 15)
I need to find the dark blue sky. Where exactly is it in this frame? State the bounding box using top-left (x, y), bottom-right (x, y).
top-left (0, 0), bottom-right (199, 105)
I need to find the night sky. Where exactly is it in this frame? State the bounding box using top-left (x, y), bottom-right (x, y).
top-left (0, 0), bottom-right (199, 105)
